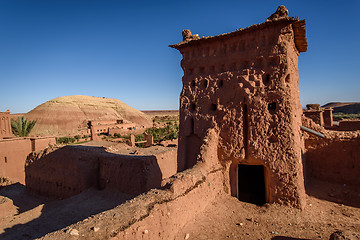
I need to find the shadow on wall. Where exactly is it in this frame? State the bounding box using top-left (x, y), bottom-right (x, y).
top-left (25, 145), bottom-right (164, 198)
top-left (0, 182), bottom-right (133, 240)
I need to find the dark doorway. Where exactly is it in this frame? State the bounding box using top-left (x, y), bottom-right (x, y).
top-left (238, 164), bottom-right (266, 205)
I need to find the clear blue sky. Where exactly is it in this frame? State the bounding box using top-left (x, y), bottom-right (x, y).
top-left (0, 0), bottom-right (359, 113)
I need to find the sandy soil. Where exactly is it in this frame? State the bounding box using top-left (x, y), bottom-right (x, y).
top-left (0, 179), bottom-right (359, 240)
top-left (0, 184), bottom-right (133, 240)
top-left (175, 179), bottom-right (360, 240)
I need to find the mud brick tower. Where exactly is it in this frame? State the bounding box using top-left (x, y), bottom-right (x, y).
top-left (0, 110), bottom-right (13, 139)
top-left (170, 6), bottom-right (308, 207)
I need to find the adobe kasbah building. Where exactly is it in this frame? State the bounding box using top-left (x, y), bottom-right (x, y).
top-left (171, 5), bottom-right (307, 207)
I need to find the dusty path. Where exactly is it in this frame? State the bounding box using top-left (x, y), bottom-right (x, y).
top-left (1, 179), bottom-right (359, 239)
top-left (0, 184), bottom-right (133, 240)
top-left (175, 180), bottom-right (360, 240)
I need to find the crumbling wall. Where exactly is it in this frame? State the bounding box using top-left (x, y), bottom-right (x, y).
top-left (303, 110), bottom-right (324, 126)
top-left (42, 129), bottom-right (224, 240)
top-left (323, 108), bottom-right (333, 127)
top-left (338, 120), bottom-right (360, 131)
top-left (305, 131), bottom-right (360, 186)
top-left (25, 145), bottom-right (177, 199)
top-left (26, 146), bottom-right (100, 198)
top-left (98, 154), bottom-right (162, 195)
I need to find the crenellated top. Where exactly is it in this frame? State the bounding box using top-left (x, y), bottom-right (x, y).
top-left (170, 6), bottom-right (307, 53)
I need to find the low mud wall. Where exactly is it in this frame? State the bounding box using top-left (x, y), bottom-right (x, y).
top-left (98, 154), bottom-right (162, 196)
top-left (42, 129), bottom-right (224, 240)
top-left (0, 137), bottom-right (55, 184)
top-left (43, 131), bottom-right (225, 239)
top-left (338, 120), bottom-right (360, 131)
top-left (26, 146), bottom-right (100, 198)
top-left (26, 146), bottom-right (177, 199)
top-left (305, 132), bottom-right (360, 186)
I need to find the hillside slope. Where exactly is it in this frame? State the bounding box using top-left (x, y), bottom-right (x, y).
top-left (25, 95), bottom-right (152, 136)
top-left (322, 102), bottom-right (360, 114)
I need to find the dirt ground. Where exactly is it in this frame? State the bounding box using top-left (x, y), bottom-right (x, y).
top-left (0, 178), bottom-right (359, 240)
top-left (175, 179), bottom-right (360, 240)
top-left (0, 184), bottom-right (133, 240)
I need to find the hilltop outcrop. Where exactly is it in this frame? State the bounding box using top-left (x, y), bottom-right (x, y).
top-left (25, 95), bottom-right (152, 136)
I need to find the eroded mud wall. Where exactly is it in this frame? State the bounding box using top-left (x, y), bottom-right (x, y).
top-left (305, 133), bottom-right (360, 186)
top-left (98, 154), bottom-right (162, 195)
top-left (26, 146), bottom-right (177, 198)
top-left (172, 19), bottom-right (307, 207)
top-left (26, 146), bottom-right (100, 198)
top-left (41, 130), bottom-right (223, 240)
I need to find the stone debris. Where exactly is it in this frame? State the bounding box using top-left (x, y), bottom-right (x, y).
top-left (66, 228), bottom-right (79, 236)
top-left (91, 226), bottom-right (100, 232)
top-left (329, 230), bottom-right (360, 240)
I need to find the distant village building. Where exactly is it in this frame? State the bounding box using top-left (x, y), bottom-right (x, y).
top-left (88, 119), bottom-right (137, 140)
top-left (0, 110), bottom-right (13, 139)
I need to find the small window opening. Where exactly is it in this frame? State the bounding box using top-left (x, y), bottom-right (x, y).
top-left (190, 103), bottom-right (196, 112)
top-left (191, 80), bottom-right (196, 87)
top-left (190, 118), bottom-right (194, 134)
top-left (268, 102), bottom-right (277, 113)
top-left (238, 164), bottom-right (266, 205)
top-left (203, 79), bottom-right (209, 88)
top-left (211, 103), bottom-right (217, 111)
top-left (263, 74), bottom-right (270, 86)
top-left (268, 135), bottom-right (278, 143)
top-left (219, 80), bottom-right (224, 87)
top-left (4, 156), bottom-right (7, 163)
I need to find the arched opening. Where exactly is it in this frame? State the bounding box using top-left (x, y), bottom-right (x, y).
top-left (238, 164), bottom-right (266, 205)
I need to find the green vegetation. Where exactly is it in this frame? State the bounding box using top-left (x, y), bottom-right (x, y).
top-left (56, 135), bottom-right (91, 145)
top-left (11, 116), bottom-right (37, 137)
top-left (56, 137), bottom-right (76, 144)
top-left (333, 113), bottom-right (360, 121)
top-left (113, 133), bottom-right (122, 138)
top-left (145, 122), bottom-right (179, 143)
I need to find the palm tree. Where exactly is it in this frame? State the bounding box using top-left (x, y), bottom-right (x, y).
top-left (11, 116), bottom-right (37, 137)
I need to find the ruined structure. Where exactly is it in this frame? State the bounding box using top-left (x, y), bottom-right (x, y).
top-left (89, 119), bottom-right (137, 140)
top-left (0, 110), bottom-right (12, 139)
top-left (25, 145), bottom-right (177, 199)
top-left (170, 6), bottom-right (307, 207)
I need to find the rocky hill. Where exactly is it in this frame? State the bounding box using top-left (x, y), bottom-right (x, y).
top-left (322, 102), bottom-right (360, 114)
top-left (25, 95), bottom-right (152, 136)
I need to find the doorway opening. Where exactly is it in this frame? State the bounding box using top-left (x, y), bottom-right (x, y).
top-left (238, 164), bottom-right (266, 205)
